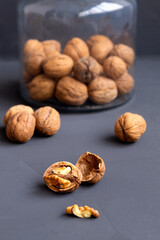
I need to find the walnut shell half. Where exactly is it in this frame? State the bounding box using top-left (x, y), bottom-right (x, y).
top-left (76, 152), bottom-right (106, 184)
top-left (43, 161), bottom-right (82, 193)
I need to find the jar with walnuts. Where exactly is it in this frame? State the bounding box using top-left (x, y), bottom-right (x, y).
top-left (18, 0), bottom-right (137, 112)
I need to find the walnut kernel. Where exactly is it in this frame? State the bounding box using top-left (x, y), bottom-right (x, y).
top-left (66, 204), bottom-right (100, 218)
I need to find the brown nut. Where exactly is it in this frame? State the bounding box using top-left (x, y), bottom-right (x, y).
top-left (42, 40), bottom-right (61, 58)
top-left (43, 54), bottom-right (74, 79)
top-left (34, 106), bottom-right (60, 136)
top-left (90, 41), bottom-right (114, 64)
top-left (24, 55), bottom-right (45, 77)
top-left (110, 44), bottom-right (135, 68)
top-left (24, 39), bottom-right (45, 57)
top-left (114, 112), bottom-right (147, 142)
top-left (4, 105), bottom-right (34, 126)
top-left (43, 161), bottom-right (82, 193)
top-left (115, 72), bottom-right (135, 96)
top-left (74, 56), bottom-right (101, 84)
top-left (103, 56), bottom-right (127, 80)
top-left (6, 111), bottom-right (36, 143)
top-left (76, 152), bottom-right (106, 184)
top-left (66, 204), bottom-right (100, 218)
top-left (88, 76), bottom-right (118, 104)
top-left (64, 38), bottom-right (89, 63)
top-left (55, 76), bottom-right (88, 106)
top-left (86, 35), bottom-right (113, 49)
top-left (28, 74), bottom-right (56, 101)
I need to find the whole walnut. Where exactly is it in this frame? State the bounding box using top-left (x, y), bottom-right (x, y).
top-left (4, 105), bottom-right (34, 126)
top-left (43, 54), bottom-right (74, 79)
top-left (115, 112), bottom-right (147, 142)
top-left (64, 38), bottom-right (89, 63)
top-left (6, 111), bottom-right (36, 143)
top-left (110, 44), bottom-right (135, 68)
top-left (90, 41), bottom-right (113, 64)
top-left (88, 76), bottom-right (118, 104)
top-left (103, 56), bottom-right (127, 80)
top-left (86, 35), bottom-right (113, 49)
top-left (74, 56), bottom-right (101, 84)
top-left (24, 54), bottom-right (45, 77)
top-left (55, 76), bottom-right (88, 106)
top-left (28, 74), bottom-right (56, 101)
top-left (34, 106), bottom-right (60, 136)
top-left (42, 40), bottom-right (61, 58)
top-left (115, 72), bottom-right (135, 96)
top-left (24, 39), bottom-right (45, 57)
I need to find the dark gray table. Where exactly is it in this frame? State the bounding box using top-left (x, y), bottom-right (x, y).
top-left (0, 57), bottom-right (160, 240)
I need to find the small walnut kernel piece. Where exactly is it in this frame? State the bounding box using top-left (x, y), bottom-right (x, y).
top-left (66, 204), bottom-right (100, 218)
top-left (74, 56), bottom-right (101, 84)
top-left (4, 105), bottom-right (34, 126)
top-left (115, 72), bottom-right (134, 96)
top-left (34, 106), bottom-right (60, 136)
top-left (110, 44), bottom-right (135, 68)
top-left (88, 76), bottom-right (118, 104)
top-left (24, 55), bottom-right (45, 77)
top-left (76, 152), bottom-right (106, 184)
top-left (55, 76), bottom-right (88, 106)
top-left (115, 112), bottom-right (147, 142)
top-left (42, 40), bottom-right (61, 58)
top-left (86, 35), bottom-right (113, 49)
top-left (24, 39), bottom-right (45, 57)
top-left (6, 111), bottom-right (36, 143)
top-left (90, 41), bottom-right (113, 64)
top-left (103, 56), bottom-right (127, 80)
top-left (43, 161), bottom-right (82, 193)
top-left (64, 38), bottom-right (89, 63)
top-left (28, 74), bottom-right (56, 101)
top-left (43, 54), bottom-right (74, 79)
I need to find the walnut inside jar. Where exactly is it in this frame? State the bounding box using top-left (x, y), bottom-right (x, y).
top-left (115, 72), bottom-right (135, 96)
top-left (43, 162), bottom-right (82, 193)
top-left (42, 40), bottom-right (61, 58)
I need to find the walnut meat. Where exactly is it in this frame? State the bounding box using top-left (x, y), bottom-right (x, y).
top-left (24, 55), bottom-right (45, 77)
top-left (4, 105), bottom-right (34, 126)
top-left (76, 152), bottom-right (106, 184)
top-left (43, 161), bottom-right (82, 193)
top-left (43, 54), bottom-right (74, 79)
top-left (6, 112), bottom-right (36, 143)
top-left (90, 41), bottom-right (113, 64)
top-left (34, 106), bottom-right (60, 136)
top-left (28, 74), bottom-right (56, 101)
top-left (42, 40), bottom-right (61, 58)
top-left (115, 112), bottom-right (147, 142)
top-left (115, 72), bottom-right (135, 96)
top-left (103, 56), bottom-right (127, 80)
top-left (110, 44), bottom-right (135, 68)
top-left (88, 76), bottom-right (118, 104)
top-left (74, 56), bottom-right (101, 84)
top-left (24, 39), bottom-right (45, 57)
top-left (86, 35), bottom-right (113, 49)
top-left (66, 204), bottom-right (100, 218)
top-left (64, 38), bottom-right (89, 63)
top-left (55, 76), bottom-right (88, 106)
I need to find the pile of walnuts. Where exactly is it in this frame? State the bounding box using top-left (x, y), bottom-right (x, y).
top-left (24, 35), bottom-right (135, 106)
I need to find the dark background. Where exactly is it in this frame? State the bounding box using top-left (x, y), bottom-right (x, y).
top-left (0, 0), bottom-right (160, 59)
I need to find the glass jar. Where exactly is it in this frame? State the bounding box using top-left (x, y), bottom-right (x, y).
top-left (18, 0), bottom-right (137, 112)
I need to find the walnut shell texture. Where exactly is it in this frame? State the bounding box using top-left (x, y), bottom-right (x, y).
top-left (28, 74), bottom-right (56, 101)
top-left (88, 76), bottom-right (118, 104)
top-left (115, 72), bottom-right (135, 96)
top-left (34, 106), bottom-right (60, 136)
top-left (55, 76), bottom-right (88, 106)
top-left (103, 56), bottom-right (127, 80)
top-left (24, 39), bottom-right (45, 57)
top-left (76, 152), bottom-right (106, 184)
top-left (115, 112), bottom-right (147, 142)
top-left (6, 111), bottom-right (36, 143)
top-left (86, 35), bottom-right (113, 49)
top-left (24, 55), bottom-right (44, 77)
top-left (90, 41), bottom-right (113, 64)
top-left (43, 161), bottom-right (82, 193)
top-left (42, 40), bottom-right (61, 58)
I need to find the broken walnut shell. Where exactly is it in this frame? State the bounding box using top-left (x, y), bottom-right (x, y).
top-left (76, 152), bottom-right (106, 184)
top-left (43, 161), bottom-right (82, 193)
top-left (115, 72), bottom-right (134, 96)
top-left (114, 112), bottom-right (147, 142)
top-left (42, 40), bottom-right (61, 58)
top-left (66, 204), bottom-right (100, 218)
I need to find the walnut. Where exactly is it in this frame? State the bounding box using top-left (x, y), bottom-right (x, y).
top-left (42, 40), bottom-right (61, 58)
top-left (110, 44), bottom-right (135, 68)
top-left (90, 41), bottom-right (113, 64)
top-left (115, 72), bottom-right (135, 96)
top-left (24, 55), bottom-right (45, 77)
top-left (24, 39), bottom-right (45, 57)
top-left (43, 161), bottom-right (82, 193)
top-left (74, 56), bottom-right (101, 84)
top-left (34, 106), bottom-right (60, 136)
top-left (103, 56), bottom-right (127, 80)
top-left (6, 111), bottom-right (36, 143)
top-left (114, 112), bottom-right (147, 142)
top-left (28, 74), bottom-right (56, 101)
top-left (66, 204), bottom-right (99, 218)
top-left (43, 54), bottom-right (74, 79)
top-left (55, 76), bottom-right (88, 106)
top-left (64, 38), bottom-right (89, 63)
top-left (88, 76), bottom-right (118, 104)
top-left (4, 105), bottom-right (34, 126)
top-left (76, 152), bottom-right (106, 184)
top-left (86, 35), bottom-right (113, 49)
